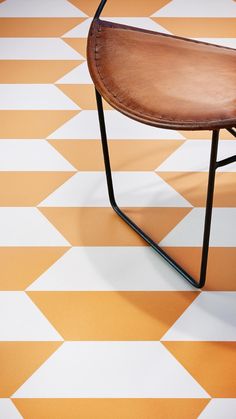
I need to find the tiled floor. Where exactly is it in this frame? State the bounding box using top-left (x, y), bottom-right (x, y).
top-left (0, 1), bottom-right (236, 418)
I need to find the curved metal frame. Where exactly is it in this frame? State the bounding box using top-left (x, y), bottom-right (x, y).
top-left (92, 0), bottom-right (236, 288)
top-left (94, 0), bottom-right (107, 19)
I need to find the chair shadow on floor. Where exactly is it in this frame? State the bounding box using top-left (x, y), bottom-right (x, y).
top-left (118, 168), bottom-right (236, 292)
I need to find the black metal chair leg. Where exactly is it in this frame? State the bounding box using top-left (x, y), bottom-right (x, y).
top-left (95, 88), bottom-right (220, 289)
top-left (199, 129), bottom-right (219, 287)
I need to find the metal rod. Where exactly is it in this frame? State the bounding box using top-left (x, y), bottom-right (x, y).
top-left (227, 127), bottom-right (236, 138)
top-left (95, 88), bottom-right (117, 207)
top-left (216, 154), bottom-right (236, 168)
top-left (199, 129), bottom-right (219, 287)
top-left (94, 0), bottom-right (107, 19)
top-left (95, 88), bottom-right (217, 288)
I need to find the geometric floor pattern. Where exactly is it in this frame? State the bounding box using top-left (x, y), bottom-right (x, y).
top-left (0, 0), bottom-right (236, 418)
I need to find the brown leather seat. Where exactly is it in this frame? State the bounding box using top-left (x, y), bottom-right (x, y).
top-left (87, 19), bottom-right (236, 131)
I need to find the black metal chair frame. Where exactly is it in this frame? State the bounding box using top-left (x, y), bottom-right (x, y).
top-left (92, 0), bottom-right (236, 288)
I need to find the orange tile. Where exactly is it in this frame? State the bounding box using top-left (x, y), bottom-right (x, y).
top-left (124, 207), bottom-right (191, 244)
top-left (158, 172), bottom-right (208, 207)
top-left (152, 18), bottom-right (236, 37)
top-left (0, 342), bottom-right (61, 397)
top-left (0, 111), bottom-right (78, 138)
top-left (48, 139), bottom-right (184, 171)
top-left (39, 207), bottom-right (191, 246)
top-left (57, 84), bottom-right (112, 109)
top-left (13, 398), bottom-right (209, 419)
top-left (179, 129), bottom-right (233, 140)
top-left (63, 38), bottom-right (87, 58)
top-left (163, 247), bottom-right (236, 291)
top-left (0, 61), bottom-right (82, 83)
top-left (68, 0), bottom-right (171, 17)
top-left (158, 172), bottom-right (236, 207)
top-left (27, 291), bottom-right (198, 341)
top-left (0, 172), bottom-right (74, 206)
top-left (0, 247), bottom-right (68, 291)
top-left (163, 342), bottom-right (236, 398)
top-left (0, 18), bottom-right (84, 37)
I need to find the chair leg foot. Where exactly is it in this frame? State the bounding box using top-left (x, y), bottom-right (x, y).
top-left (95, 88), bottom-right (220, 289)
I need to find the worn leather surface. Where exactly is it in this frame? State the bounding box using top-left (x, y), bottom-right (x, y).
top-left (87, 19), bottom-right (236, 131)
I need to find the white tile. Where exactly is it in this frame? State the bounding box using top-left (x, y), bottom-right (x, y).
top-left (0, 292), bottom-right (62, 341)
top-left (0, 85), bottom-right (79, 110)
top-left (152, 0), bottom-right (236, 17)
top-left (39, 171), bottom-right (191, 207)
top-left (12, 341), bottom-right (209, 398)
top-left (0, 38), bottom-right (84, 60)
top-left (48, 110), bottom-right (185, 140)
top-left (0, 208), bottom-right (69, 246)
top-left (27, 246), bottom-right (194, 291)
top-left (160, 208), bottom-right (236, 247)
top-left (62, 17), bottom-right (92, 38)
top-left (193, 38), bottom-right (236, 49)
top-left (0, 140), bottom-right (75, 171)
top-left (0, 399), bottom-right (23, 419)
top-left (0, 0), bottom-right (87, 17)
top-left (199, 399), bottom-right (236, 419)
top-left (162, 292), bottom-right (236, 341)
top-left (156, 140), bottom-right (236, 172)
top-left (56, 62), bottom-right (93, 84)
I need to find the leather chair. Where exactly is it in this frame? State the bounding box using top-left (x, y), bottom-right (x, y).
top-left (87, 0), bottom-right (236, 288)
